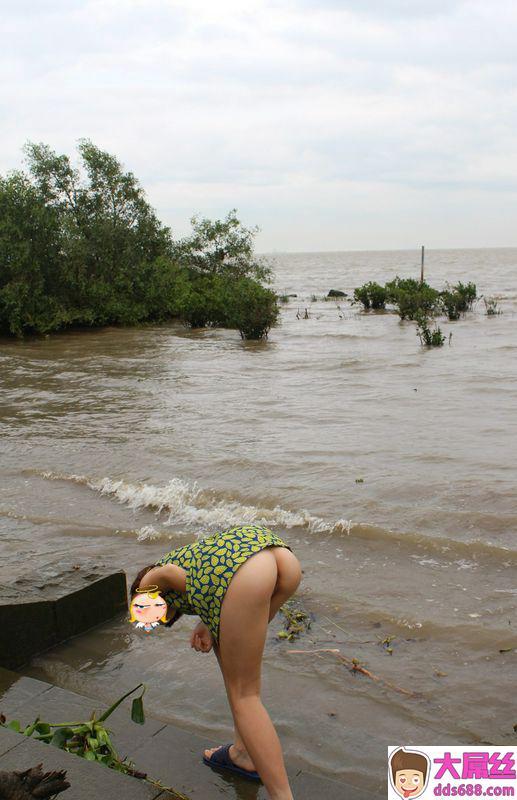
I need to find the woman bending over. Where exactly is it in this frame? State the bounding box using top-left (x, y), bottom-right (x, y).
top-left (130, 524), bottom-right (302, 800)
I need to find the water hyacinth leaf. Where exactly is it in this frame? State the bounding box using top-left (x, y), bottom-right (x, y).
top-left (131, 696), bottom-right (145, 724)
top-left (98, 683), bottom-right (144, 722)
top-left (22, 717), bottom-right (41, 737)
top-left (50, 727), bottom-right (75, 748)
top-left (95, 727), bottom-right (108, 745)
top-left (34, 721), bottom-right (51, 734)
top-left (70, 724), bottom-right (89, 738)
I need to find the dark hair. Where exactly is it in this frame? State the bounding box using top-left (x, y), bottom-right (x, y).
top-left (130, 564), bottom-right (156, 599)
top-left (129, 563), bottom-right (182, 628)
top-left (390, 748), bottom-right (428, 782)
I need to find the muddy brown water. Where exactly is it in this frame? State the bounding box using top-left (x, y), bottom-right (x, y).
top-left (1, 248), bottom-right (516, 796)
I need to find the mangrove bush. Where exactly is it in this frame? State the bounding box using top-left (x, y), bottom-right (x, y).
top-left (0, 141), bottom-right (278, 340)
top-left (353, 281), bottom-right (388, 309)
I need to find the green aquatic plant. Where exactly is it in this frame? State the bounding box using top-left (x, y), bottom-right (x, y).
top-left (385, 276), bottom-right (422, 298)
top-left (278, 600), bottom-right (312, 641)
top-left (386, 278), bottom-right (441, 321)
top-left (440, 290), bottom-right (463, 320)
top-left (484, 296), bottom-right (501, 316)
top-left (415, 313), bottom-right (446, 347)
top-left (353, 282), bottom-right (388, 310)
top-left (377, 634), bottom-right (396, 655)
top-left (440, 282), bottom-right (477, 320)
top-left (0, 684), bottom-right (147, 774)
top-left (453, 281), bottom-right (477, 310)
top-left (0, 684), bottom-right (191, 798)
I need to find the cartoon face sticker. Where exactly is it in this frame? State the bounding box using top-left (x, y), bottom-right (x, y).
top-left (129, 585), bottom-right (168, 632)
top-left (389, 748), bottom-right (430, 799)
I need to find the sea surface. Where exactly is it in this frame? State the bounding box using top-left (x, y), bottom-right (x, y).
top-left (1, 247), bottom-right (516, 796)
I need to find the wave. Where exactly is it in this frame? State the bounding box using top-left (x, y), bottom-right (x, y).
top-left (36, 470), bottom-right (349, 535)
top-left (32, 470), bottom-right (517, 563)
top-left (331, 521), bottom-right (517, 564)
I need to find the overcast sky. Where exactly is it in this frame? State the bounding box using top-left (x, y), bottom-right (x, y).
top-left (2, 0), bottom-right (517, 251)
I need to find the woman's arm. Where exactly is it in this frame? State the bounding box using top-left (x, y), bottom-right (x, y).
top-left (137, 564), bottom-right (187, 594)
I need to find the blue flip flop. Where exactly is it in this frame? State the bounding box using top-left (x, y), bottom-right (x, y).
top-left (202, 743), bottom-right (261, 782)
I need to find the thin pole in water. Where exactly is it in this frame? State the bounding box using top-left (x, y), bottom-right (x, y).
top-left (420, 245), bottom-right (425, 283)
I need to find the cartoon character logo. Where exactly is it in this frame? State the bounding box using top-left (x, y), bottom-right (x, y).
top-left (389, 747), bottom-right (430, 799)
top-left (129, 585), bottom-right (168, 632)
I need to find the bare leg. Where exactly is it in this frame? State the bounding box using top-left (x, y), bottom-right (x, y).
top-left (205, 547), bottom-right (302, 774)
top-left (204, 548), bottom-right (299, 800)
top-left (211, 641), bottom-right (256, 771)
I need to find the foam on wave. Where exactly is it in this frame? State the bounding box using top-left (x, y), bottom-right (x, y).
top-left (35, 470), bottom-right (516, 563)
top-left (38, 470), bottom-right (351, 535)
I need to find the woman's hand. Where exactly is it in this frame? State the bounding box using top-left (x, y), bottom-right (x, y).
top-left (190, 621), bottom-right (214, 653)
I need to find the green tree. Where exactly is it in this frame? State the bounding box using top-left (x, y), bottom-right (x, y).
top-left (220, 277), bottom-right (279, 339)
top-left (24, 140), bottom-right (173, 315)
top-left (0, 142), bottom-right (279, 340)
top-left (175, 209), bottom-right (272, 283)
top-left (0, 171), bottom-right (65, 335)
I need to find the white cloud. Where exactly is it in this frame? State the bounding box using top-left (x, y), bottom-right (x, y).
top-left (1, 0), bottom-right (517, 249)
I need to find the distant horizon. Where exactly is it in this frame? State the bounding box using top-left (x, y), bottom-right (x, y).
top-left (258, 244), bottom-right (517, 255)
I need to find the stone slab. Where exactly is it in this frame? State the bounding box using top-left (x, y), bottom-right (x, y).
top-left (290, 769), bottom-right (381, 800)
top-left (0, 726), bottom-right (25, 757)
top-left (1, 683), bottom-right (168, 759)
top-left (0, 727), bottom-right (170, 800)
top-left (125, 721), bottom-right (378, 800)
top-left (0, 666), bottom-right (383, 799)
top-left (0, 668), bottom-right (53, 713)
top-left (0, 559), bottom-right (128, 669)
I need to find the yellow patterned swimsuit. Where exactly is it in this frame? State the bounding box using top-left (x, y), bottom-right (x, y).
top-left (154, 524), bottom-right (292, 643)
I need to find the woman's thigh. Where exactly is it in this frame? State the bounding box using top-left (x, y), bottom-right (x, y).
top-left (217, 549), bottom-right (278, 696)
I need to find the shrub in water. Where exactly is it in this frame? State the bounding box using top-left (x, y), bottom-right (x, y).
top-left (415, 313), bottom-right (446, 347)
top-left (353, 281), bottom-right (388, 309)
top-left (220, 277), bottom-right (279, 339)
top-left (440, 290), bottom-right (463, 320)
top-left (384, 277), bottom-right (441, 320)
top-left (439, 281), bottom-right (477, 319)
top-left (393, 285), bottom-right (441, 321)
top-left (484, 297), bottom-right (501, 315)
top-left (385, 277), bottom-right (422, 300)
top-left (454, 281), bottom-right (477, 310)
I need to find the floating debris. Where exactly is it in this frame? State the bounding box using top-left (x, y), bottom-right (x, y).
top-left (287, 648), bottom-right (420, 698)
top-left (278, 600), bottom-right (312, 641)
top-left (377, 634), bottom-right (396, 655)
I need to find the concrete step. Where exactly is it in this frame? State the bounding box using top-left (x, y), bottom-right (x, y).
top-left (0, 560), bottom-right (127, 671)
top-left (0, 726), bottom-right (177, 800)
top-left (0, 666), bottom-right (381, 800)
